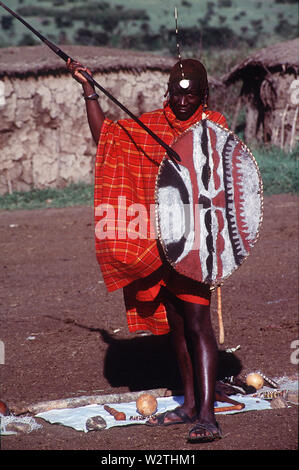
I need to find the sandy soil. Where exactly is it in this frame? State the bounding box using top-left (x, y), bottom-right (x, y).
top-left (0, 193), bottom-right (298, 454)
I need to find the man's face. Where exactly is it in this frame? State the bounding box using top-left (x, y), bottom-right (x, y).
top-left (169, 79), bottom-right (202, 121)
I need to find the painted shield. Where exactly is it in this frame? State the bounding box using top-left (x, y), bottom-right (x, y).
top-left (155, 119), bottom-right (263, 286)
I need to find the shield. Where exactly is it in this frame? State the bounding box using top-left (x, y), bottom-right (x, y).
top-left (155, 118), bottom-right (263, 286)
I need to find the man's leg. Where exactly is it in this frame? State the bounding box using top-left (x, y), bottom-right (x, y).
top-left (182, 301), bottom-right (221, 440)
top-left (164, 293), bottom-right (197, 418)
top-left (147, 291), bottom-right (197, 424)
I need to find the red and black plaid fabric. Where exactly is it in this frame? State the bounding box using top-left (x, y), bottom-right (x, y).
top-left (94, 103), bottom-right (227, 334)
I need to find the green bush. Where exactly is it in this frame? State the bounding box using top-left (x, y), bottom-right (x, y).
top-left (1, 16), bottom-right (13, 30)
top-left (55, 16), bottom-right (73, 29)
top-left (274, 19), bottom-right (298, 39)
top-left (18, 33), bottom-right (39, 46)
top-left (275, 0), bottom-right (298, 3)
top-left (17, 6), bottom-right (50, 16)
top-left (218, 0), bottom-right (232, 6)
top-left (75, 28), bottom-right (94, 45)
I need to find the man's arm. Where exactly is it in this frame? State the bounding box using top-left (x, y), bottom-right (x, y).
top-left (67, 59), bottom-right (105, 145)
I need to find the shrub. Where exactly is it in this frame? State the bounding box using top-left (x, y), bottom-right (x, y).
top-left (201, 26), bottom-right (239, 47)
top-left (18, 33), bottom-right (39, 46)
top-left (55, 16), bottom-right (73, 29)
top-left (275, 19), bottom-right (298, 38)
top-left (275, 0), bottom-right (298, 4)
top-left (218, 0), bottom-right (232, 6)
top-left (75, 28), bottom-right (93, 45)
top-left (1, 16), bottom-right (13, 30)
top-left (94, 31), bottom-right (109, 46)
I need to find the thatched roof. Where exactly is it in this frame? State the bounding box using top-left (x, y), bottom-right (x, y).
top-left (223, 38), bottom-right (299, 85)
top-left (0, 45), bottom-right (177, 78)
top-left (0, 45), bottom-right (222, 87)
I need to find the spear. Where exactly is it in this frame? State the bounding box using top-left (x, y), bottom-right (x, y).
top-left (0, 1), bottom-right (181, 169)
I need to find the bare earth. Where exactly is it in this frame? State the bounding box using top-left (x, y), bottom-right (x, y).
top-left (0, 193), bottom-right (298, 455)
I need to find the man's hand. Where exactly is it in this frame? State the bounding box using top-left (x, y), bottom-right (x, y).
top-left (67, 58), bottom-right (93, 85)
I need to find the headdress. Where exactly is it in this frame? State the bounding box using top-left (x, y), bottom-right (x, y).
top-left (174, 7), bottom-right (189, 89)
top-left (168, 8), bottom-right (209, 107)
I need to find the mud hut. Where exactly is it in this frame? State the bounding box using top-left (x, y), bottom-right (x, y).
top-left (0, 45), bottom-right (175, 195)
top-left (224, 38), bottom-right (299, 152)
top-left (0, 44), bottom-right (225, 195)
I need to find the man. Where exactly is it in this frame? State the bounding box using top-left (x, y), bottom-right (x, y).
top-left (67, 57), bottom-right (227, 442)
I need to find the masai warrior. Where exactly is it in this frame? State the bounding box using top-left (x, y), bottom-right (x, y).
top-left (67, 57), bottom-right (227, 442)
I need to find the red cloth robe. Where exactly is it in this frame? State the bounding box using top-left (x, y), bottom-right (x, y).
top-left (94, 103), bottom-right (227, 334)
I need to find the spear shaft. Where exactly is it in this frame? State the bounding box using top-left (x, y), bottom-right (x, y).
top-left (0, 1), bottom-right (181, 167)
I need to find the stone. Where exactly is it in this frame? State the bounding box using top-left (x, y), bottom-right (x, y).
top-left (270, 397), bottom-right (288, 409)
top-left (85, 415), bottom-right (107, 431)
top-left (6, 421), bottom-right (35, 434)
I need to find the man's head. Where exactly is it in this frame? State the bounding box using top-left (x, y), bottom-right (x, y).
top-left (168, 59), bottom-right (209, 121)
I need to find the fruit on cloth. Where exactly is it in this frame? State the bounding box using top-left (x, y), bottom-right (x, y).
top-left (136, 393), bottom-right (158, 416)
top-left (246, 373), bottom-right (264, 390)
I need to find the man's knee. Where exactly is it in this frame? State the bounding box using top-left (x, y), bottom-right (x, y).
top-left (183, 303), bottom-right (212, 337)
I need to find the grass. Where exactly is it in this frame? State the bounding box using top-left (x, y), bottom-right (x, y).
top-left (0, 145), bottom-right (298, 211)
top-left (253, 144), bottom-right (299, 195)
top-left (0, 182), bottom-right (93, 211)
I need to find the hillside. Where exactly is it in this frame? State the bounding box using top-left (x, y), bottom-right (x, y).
top-left (0, 0), bottom-right (297, 56)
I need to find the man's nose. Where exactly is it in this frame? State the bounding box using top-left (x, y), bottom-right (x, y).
top-left (179, 95), bottom-right (187, 106)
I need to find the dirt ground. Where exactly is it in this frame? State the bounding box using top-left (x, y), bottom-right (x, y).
top-left (0, 193), bottom-right (298, 455)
